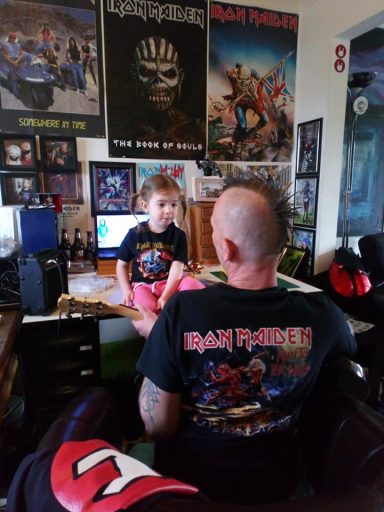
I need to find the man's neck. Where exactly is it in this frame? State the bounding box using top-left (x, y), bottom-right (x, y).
top-left (226, 262), bottom-right (278, 291)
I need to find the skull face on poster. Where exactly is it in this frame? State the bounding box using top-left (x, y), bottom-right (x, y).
top-left (128, 34), bottom-right (205, 152)
top-left (131, 36), bottom-right (185, 114)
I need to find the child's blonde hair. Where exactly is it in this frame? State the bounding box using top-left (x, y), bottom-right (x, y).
top-left (130, 175), bottom-right (187, 226)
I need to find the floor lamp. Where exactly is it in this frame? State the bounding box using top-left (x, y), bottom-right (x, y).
top-left (341, 71), bottom-right (377, 248)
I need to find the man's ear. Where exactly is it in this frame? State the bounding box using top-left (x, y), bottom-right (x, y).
top-left (223, 238), bottom-right (236, 262)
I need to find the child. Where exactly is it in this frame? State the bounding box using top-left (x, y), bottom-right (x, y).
top-left (18, 177), bottom-right (34, 204)
top-left (116, 175), bottom-right (204, 313)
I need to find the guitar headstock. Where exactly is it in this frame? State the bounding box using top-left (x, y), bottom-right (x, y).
top-left (57, 293), bottom-right (143, 320)
top-left (57, 294), bottom-right (116, 319)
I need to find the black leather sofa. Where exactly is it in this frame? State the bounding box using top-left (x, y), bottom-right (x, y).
top-left (307, 239), bottom-right (384, 408)
top-left (6, 359), bottom-right (384, 511)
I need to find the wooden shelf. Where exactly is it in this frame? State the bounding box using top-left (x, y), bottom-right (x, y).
top-left (97, 258), bottom-right (117, 275)
top-left (189, 203), bottom-right (219, 265)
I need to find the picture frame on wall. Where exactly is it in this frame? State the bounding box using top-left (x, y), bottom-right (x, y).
top-left (292, 227), bottom-right (316, 276)
top-left (42, 163), bottom-right (84, 205)
top-left (40, 136), bottom-right (78, 172)
top-left (0, 172), bottom-right (39, 205)
top-left (294, 176), bottom-right (318, 228)
top-left (295, 118), bottom-right (322, 174)
top-left (192, 176), bottom-right (225, 202)
top-left (89, 161), bottom-right (135, 214)
top-left (0, 135), bottom-right (37, 171)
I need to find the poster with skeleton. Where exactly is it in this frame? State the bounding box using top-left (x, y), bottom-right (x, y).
top-left (208, 2), bottom-right (298, 162)
top-left (104, 0), bottom-right (208, 160)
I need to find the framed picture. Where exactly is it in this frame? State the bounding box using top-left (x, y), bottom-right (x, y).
top-left (0, 135), bottom-right (37, 170)
top-left (277, 246), bottom-right (306, 278)
top-left (89, 161), bottom-right (135, 214)
top-left (40, 136), bottom-right (78, 172)
top-left (42, 163), bottom-right (84, 205)
top-left (0, 172), bottom-right (39, 205)
top-left (292, 227), bottom-right (316, 276)
top-left (295, 118), bottom-right (322, 174)
top-left (192, 176), bottom-right (225, 202)
top-left (136, 162), bottom-right (186, 192)
top-left (294, 177), bottom-right (318, 228)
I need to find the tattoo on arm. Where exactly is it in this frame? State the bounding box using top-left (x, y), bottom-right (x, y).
top-left (140, 380), bottom-right (160, 425)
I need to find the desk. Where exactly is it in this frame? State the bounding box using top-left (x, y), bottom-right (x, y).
top-left (23, 267), bottom-right (320, 324)
top-left (199, 266), bottom-right (321, 293)
top-left (0, 310), bottom-right (20, 425)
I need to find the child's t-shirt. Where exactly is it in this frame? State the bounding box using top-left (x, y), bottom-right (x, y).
top-left (117, 221), bottom-right (188, 283)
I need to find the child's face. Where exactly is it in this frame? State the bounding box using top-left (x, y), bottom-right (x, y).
top-left (23, 179), bottom-right (32, 189)
top-left (142, 190), bottom-right (179, 233)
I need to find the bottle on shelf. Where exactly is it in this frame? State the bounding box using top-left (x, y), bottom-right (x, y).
top-left (59, 228), bottom-right (72, 262)
top-left (84, 230), bottom-right (96, 266)
top-left (72, 228), bottom-right (85, 261)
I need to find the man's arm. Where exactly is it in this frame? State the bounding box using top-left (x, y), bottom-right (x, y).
top-left (138, 377), bottom-right (181, 439)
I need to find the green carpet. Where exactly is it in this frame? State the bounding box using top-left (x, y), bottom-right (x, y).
top-left (100, 337), bottom-right (145, 380)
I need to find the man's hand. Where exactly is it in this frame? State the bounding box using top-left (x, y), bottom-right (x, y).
top-left (132, 304), bottom-right (158, 339)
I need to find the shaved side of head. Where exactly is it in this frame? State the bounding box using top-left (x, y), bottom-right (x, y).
top-left (214, 187), bottom-right (280, 261)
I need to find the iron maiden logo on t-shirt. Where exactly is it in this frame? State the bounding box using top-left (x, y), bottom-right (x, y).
top-left (184, 327), bottom-right (312, 353)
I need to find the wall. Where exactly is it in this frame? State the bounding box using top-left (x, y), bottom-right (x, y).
top-left (295, 1), bottom-right (384, 271)
top-left (64, 1), bottom-right (384, 273)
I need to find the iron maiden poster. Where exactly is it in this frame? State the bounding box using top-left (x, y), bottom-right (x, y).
top-left (105, 0), bottom-right (207, 160)
top-left (0, 0), bottom-right (105, 138)
top-left (208, 2), bottom-right (298, 162)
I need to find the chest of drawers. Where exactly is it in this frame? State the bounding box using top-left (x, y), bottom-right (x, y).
top-left (189, 203), bottom-right (219, 265)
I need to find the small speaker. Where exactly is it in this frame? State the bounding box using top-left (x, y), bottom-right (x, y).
top-left (18, 249), bottom-right (68, 315)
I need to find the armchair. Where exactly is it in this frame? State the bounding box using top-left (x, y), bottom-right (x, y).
top-left (6, 358), bottom-right (384, 512)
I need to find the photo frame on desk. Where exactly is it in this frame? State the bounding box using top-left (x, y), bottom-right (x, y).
top-left (192, 176), bottom-right (225, 202)
top-left (277, 246), bottom-right (306, 278)
top-left (89, 161), bottom-right (135, 214)
top-left (0, 135), bottom-right (37, 171)
top-left (0, 171), bottom-right (39, 205)
top-left (40, 136), bottom-right (77, 172)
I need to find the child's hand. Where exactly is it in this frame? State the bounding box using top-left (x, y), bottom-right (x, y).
top-left (157, 295), bottom-right (168, 311)
top-left (121, 290), bottom-right (134, 306)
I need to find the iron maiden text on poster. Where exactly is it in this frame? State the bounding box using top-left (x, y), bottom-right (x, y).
top-left (208, 1), bottom-right (298, 162)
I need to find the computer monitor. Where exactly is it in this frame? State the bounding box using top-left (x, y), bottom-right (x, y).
top-left (95, 213), bottom-right (149, 259)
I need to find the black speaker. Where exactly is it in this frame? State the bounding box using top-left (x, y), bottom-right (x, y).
top-left (18, 249), bottom-right (68, 315)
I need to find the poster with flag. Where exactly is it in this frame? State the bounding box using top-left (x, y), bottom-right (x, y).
top-left (261, 55), bottom-right (295, 105)
top-left (208, 2), bottom-right (298, 162)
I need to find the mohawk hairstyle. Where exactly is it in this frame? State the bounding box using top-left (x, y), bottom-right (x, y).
top-left (223, 172), bottom-right (295, 252)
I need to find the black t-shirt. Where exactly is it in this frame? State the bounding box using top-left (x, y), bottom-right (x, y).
top-left (136, 284), bottom-right (356, 503)
top-left (117, 222), bottom-right (188, 283)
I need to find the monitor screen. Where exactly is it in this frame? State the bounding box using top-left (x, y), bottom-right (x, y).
top-left (95, 213), bottom-right (149, 258)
